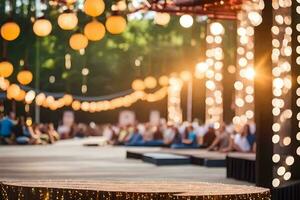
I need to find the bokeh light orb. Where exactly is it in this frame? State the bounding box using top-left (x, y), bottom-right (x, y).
top-left (248, 11), bottom-right (262, 27)
top-left (33, 18), bottom-right (52, 37)
top-left (0, 78), bottom-right (10, 91)
top-left (58, 12), bottom-right (78, 30)
top-left (7, 84), bottom-right (21, 99)
top-left (132, 79), bottom-right (145, 91)
top-left (72, 100), bottom-right (81, 111)
top-left (36, 93), bottom-right (46, 106)
top-left (154, 12), bottom-right (171, 26)
top-left (17, 70), bottom-right (33, 85)
top-left (0, 61), bottom-right (13, 78)
top-left (63, 94), bottom-right (73, 106)
top-left (25, 90), bottom-right (36, 104)
top-left (179, 15), bottom-right (193, 28)
top-left (69, 33), bottom-right (88, 50)
top-left (84, 20), bottom-right (106, 41)
top-left (14, 89), bottom-right (26, 101)
top-left (159, 76), bottom-right (169, 86)
top-left (144, 76), bottom-right (157, 89)
top-left (1, 21), bottom-right (20, 41)
top-left (84, 0), bottom-right (105, 17)
top-left (210, 22), bottom-right (224, 35)
top-left (105, 16), bottom-right (127, 34)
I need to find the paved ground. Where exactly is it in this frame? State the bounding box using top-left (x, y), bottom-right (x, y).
top-left (0, 137), bottom-right (250, 185)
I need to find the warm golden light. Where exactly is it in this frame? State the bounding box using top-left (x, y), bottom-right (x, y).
top-left (144, 76), bottom-right (157, 89)
top-left (17, 70), bottom-right (33, 85)
top-left (105, 15), bottom-right (127, 34)
top-left (84, 0), bottom-right (105, 17)
top-left (84, 19), bottom-right (106, 41)
top-left (0, 21), bottom-right (20, 41)
top-left (69, 33), bottom-right (88, 50)
top-left (132, 79), bottom-right (145, 91)
top-left (58, 11), bottom-right (78, 30)
top-left (0, 61), bottom-right (13, 78)
top-left (154, 12), bottom-right (171, 26)
top-left (7, 84), bottom-right (21, 99)
top-left (63, 94), bottom-right (73, 106)
top-left (33, 18), bottom-right (52, 37)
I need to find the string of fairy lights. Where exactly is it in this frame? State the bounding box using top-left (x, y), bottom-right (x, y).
top-left (205, 21), bottom-right (225, 130)
top-left (1, 0), bottom-right (299, 188)
top-left (296, 0), bottom-right (300, 160)
top-left (233, 1), bottom-right (257, 128)
top-left (271, 0), bottom-right (294, 188)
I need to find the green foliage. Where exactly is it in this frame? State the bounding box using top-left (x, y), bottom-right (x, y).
top-left (0, 1), bottom-right (235, 97)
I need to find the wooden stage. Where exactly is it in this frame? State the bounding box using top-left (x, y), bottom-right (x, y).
top-left (0, 180), bottom-right (270, 200)
top-left (0, 138), bottom-right (270, 199)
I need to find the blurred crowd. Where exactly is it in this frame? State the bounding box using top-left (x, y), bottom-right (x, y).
top-left (103, 120), bottom-right (256, 153)
top-left (0, 112), bottom-right (100, 145)
top-left (0, 112), bottom-right (256, 153)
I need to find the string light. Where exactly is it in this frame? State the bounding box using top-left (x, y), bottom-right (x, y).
top-left (205, 21), bottom-right (225, 129)
top-left (271, 0), bottom-right (293, 188)
top-left (233, 1), bottom-right (257, 129)
top-left (168, 75), bottom-right (183, 124)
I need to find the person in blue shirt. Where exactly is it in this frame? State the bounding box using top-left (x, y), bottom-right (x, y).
top-left (171, 125), bottom-right (198, 149)
top-left (125, 127), bottom-right (144, 146)
top-left (0, 112), bottom-right (16, 144)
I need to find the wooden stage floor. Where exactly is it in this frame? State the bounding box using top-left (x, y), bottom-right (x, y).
top-left (0, 137), bottom-right (249, 185)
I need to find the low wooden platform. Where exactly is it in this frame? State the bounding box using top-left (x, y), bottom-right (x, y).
top-left (143, 153), bottom-right (191, 166)
top-left (126, 149), bottom-right (227, 167)
top-left (226, 153), bottom-right (256, 183)
top-left (0, 180), bottom-right (270, 200)
top-left (164, 149), bottom-right (227, 167)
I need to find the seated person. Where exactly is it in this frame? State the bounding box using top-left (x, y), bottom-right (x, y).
top-left (48, 123), bottom-right (60, 141)
top-left (199, 125), bottom-right (216, 148)
top-left (0, 112), bottom-right (16, 144)
top-left (221, 124), bottom-right (252, 153)
top-left (125, 127), bottom-right (144, 146)
top-left (171, 125), bottom-right (198, 149)
top-left (207, 124), bottom-right (230, 151)
top-left (142, 126), bottom-right (165, 146)
top-left (117, 126), bottom-right (129, 145)
top-left (12, 117), bottom-right (30, 145)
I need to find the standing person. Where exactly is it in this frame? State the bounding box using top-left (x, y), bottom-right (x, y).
top-left (0, 112), bottom-right (16, 144)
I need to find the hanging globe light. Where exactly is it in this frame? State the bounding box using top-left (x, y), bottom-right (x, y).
top-left (0, 60), bottom-right (13, 78)
top-left (69, 33), bottom-right (88, 50)
top-left (210, 22), bottom-right (225, 36)
top-left (84, 0), bottom-right (105, 17)
top-left (33, 18), bottom-right (52, 37)
top-left (144, 76), bottom-right (157, 89)
top-left (17, 70), bottom-right (33, 85)
top-left (154, 12), bottom-right (170, 26)
top-left (72, 100), bottom-right (81, 111)
top-left (158, 76), bottom-right (169, 86)
top-left (0, 21), bottom-right (20, 41)
top-left (105, 15), bottom-right (127, 34)
top-left (179, 15), bottom-right (193, 28)
top-left (7, 84), bottom-right (20, 99)
top-left (58, 11), bottom-right (78, 30)
top-left (35, 93), bottom-right (46, 106)
top-left (14, 89), bottom-right (26, 101)
top-left (84, 19), bottom-right (106, 41)
top-left (62, 94), bottom-right (73, 106)
top-left (25, 90), bottom-right (36, 104)
top-left (132, 79), bottom-right (145, 91)
top-left (0, 78), bottom-right (10, 91)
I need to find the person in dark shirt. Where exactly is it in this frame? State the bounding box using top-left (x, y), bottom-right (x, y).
top-left (12, 117), bottom-right (30, 145)
top-left (200, 125), bottom-right (216, 148)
